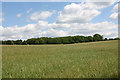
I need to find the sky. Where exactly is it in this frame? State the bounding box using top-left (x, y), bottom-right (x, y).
top-left (0, 1), bottom-right (119, 40)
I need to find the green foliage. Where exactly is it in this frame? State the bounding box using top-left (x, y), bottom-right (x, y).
top-left (38, 38), bottom-right (45, 44)
top-left (87, 36), bottom-right (93, 42)
top-left (14, 40), bottom-right (22, 45)
top-left (114, 38), bottom-right (119, 40)
top-left (93, 34), bottom-right (103, 41)
top-left (109, 38), bottom-right (114, 40)
top-left (104, 38), bottom-right (108, 41)
top-left (3, 40), bottom-right (14, 45)
top-left (35, 40), bottom-right (39, 44)
top-left (22, 41), bottom-right (27, 45)
top-left (2, 34), bottom-right (119, 45)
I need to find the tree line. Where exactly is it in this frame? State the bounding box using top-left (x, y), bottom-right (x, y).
top-left (1, 34), bottom-right (119, 45)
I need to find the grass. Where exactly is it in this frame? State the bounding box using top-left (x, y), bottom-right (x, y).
top-left (2, 40), bottom-right (118, 78)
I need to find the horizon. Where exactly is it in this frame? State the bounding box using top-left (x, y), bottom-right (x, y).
top-left (1, 33), bottom-right (118, 41)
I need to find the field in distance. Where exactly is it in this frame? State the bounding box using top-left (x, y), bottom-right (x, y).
top-left (2, 40), bottom-right (118, 78)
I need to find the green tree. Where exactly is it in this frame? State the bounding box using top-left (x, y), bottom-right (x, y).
top-left (35, 40), bottom-right (39, 44)
top-left (38, 38), bottom-right (45, 44)
top-left (62, 37), bottom-right (71, 44)
top-left (22, 41), bottom-right (27, 45)
top-left (114, 38), bottom-right (119, 40)
top-left (104, 38), bottom-right (108, 41)
top-left (14, 40), bottom-right (22, 45)
top-left (78, 36), bottom-right (85, 43)
top-left (93, 34), bottom-right (103, 41)
top-left (87, 36), bottom-right (93, 42)
top-left (6, 40), bottom-right (14, 45)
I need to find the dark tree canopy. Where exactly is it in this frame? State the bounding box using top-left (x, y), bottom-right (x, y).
top-left (1, 34), bottom-right (119, 45)
top-left (93, 34), bottom-right (103, 41)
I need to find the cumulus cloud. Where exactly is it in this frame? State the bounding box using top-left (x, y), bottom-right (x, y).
top-left (1, 2), bottom-right (118, 40)
top-left (57, 2), bottom-right (116, 23)
top-left (67, 21), bottom-right (117, 38)
top-left (42, 29), bottom-right (68, 37)
top-left (16, 13), bottom-right (22, 18)
top-left (57, 2), bottom-right (113, 23)
top-left (110, 12), bottom-right (118, 20)
top-left (0, 20), bottom-right (118, 40)
top-left (30, 10), bottom-right (56, 21)
top-left (91, 2), bottom-right (115, 9)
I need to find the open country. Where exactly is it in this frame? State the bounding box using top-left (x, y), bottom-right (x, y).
top-left (1, 1), bottom-right (119, 78)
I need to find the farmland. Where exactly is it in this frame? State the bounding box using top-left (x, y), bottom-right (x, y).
top-left (2, 40), bottom-right (118, 78)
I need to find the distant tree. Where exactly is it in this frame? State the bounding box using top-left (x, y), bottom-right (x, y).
top-left (53, 38), bottom-right (62, 44)
top-left (68, 37), bottom-right (75, 44)
top-left (6, 40), bottom-right (14, 45)
top-left (0, 41), bottom-right (2, 45)
top-left (109, 38), bottom-right (114, 40)
top-left (11, 41), bottom-right (14, 45)
top-left (87, 36), bottom-right (93, 42)
top-left (73, 36), bottom-right (79, 43)
top-left (22, 41), bottom-right (27, 45)
top-left (38, 38), bottom-right (45, 44)
top-left (56, 38), bottom-right (62, 44)
top-left (93, 34), bottom-right (103, 41)
top-left (84, 37), bottom-right (89, 42)
top-left (35, 40), bottom-right (39, 44)
top-left (2, 34), bottom-right (106, 45)
top-left (79, 36), bottom-right (85, 42)
top-left (114, 38), bottom-right (119, 40)
top-left (41, 37), bottom-right (49, 44)
top-left (27, 38), bottom-right (36, 44)
top-left (14, 40), bottom-right (22, 45)
top-left (104, 38), bottom-right (108, 41)
top-left (2, 41), bottom-right (5, 45)
top-left (46, 38), bottom-right (52, 44)
top-left (61, 37), bottom-right (71, 44)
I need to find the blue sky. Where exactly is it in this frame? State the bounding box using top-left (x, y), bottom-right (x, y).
top-left (0, 2), bottom-right (118, 40)
top-left (3, 2), bottom-right (70, 27)
top-left (89, 3), bottom-right (117, 23)
top-left (2, 2), bottom-right (117, 27)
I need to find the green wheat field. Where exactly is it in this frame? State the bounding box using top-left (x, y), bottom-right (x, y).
top-left (2, 40), bottom-right (118, 78)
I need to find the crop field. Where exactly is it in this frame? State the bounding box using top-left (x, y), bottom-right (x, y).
top-left (2, 40), bottom-right (118, 78)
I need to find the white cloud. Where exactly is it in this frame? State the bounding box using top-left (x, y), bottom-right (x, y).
top-left (42, 29), bottom-right (68, 37)
top-left (67, 21), bottom-right (117, 38)
top-left (1, 21), bottom-right (51, 40)
top-left (30, 10), bottom-right (55, 21)
top-left (16, 13), bottom-right (22, 18)
top-left (57, 3), bottom-right (102, 23)
top-left (0, 20), bottom-right (118, 40)
top-left (90, 2), bottom-right (115, 9)
top-left (110, 12), bottom-right (118, 20)
top-left (57, 2), bottom-right (115, 23)
top-left (1, 2), bottom-right (118, 40)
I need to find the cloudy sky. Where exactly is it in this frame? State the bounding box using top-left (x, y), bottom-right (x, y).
top-left (0, 1), bottom-right (119, 40)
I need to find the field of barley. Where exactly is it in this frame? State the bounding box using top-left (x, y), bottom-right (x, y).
top-left (2, 40), bottom-right (118, 78)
